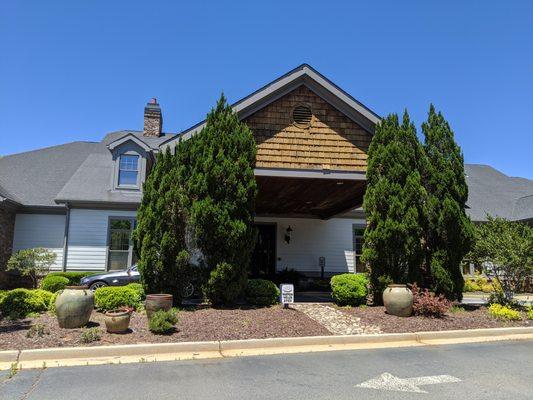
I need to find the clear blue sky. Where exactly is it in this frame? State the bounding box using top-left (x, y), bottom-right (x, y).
top-left (1, 1), bottom-right (532, 178)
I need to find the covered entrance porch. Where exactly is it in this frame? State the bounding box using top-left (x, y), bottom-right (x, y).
top-left (250, 168), bottom-right (367, 281)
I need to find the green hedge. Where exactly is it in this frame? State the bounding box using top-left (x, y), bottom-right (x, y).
top-left (46, 271), bottom-right (96, 286)
top-left (330, 273), bottom-right (368, 306)
top-left (245, 279), bottom-right (280, 306)
top-left (94, 286), bottom-right (142, 311)
top-left (40, 275), bottom-right (69, 292)
top-left (48, 290), bottom-right (61, 314)
top-left (126, 283), bottom-right (146, 301)
top-left (0, 288), bottom-right (53, 319)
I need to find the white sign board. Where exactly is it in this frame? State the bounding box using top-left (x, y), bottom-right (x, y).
top-left (280, 284), bottom-right (294, 304)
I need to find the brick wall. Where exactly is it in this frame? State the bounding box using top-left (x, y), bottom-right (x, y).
top-left (244, 86), bottom-right (372, 171)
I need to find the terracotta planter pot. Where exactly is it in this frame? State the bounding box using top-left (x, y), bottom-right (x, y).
top-left (383, 284), bottom-right (413, 317)
top-left (55, 286), bottom-right (94, 328)
top-left (145, 294), bottom-right (173, 319)
top-left (104, 309), bottom-right (132, 333)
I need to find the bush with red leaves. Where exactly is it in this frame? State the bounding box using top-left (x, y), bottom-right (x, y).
top-left (410, 283), bottom-right (451, 318)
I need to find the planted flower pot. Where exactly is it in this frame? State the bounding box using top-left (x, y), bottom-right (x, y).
top-left (383, 284), bottom-right (413, 317)
top-left (145, 294), bottom-right (173, 319)
top-left (104, 308), bottom-right (132, 333)
top-left (55, 286), bottom-right (94, 328)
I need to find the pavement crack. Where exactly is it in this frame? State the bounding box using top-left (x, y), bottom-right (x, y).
top-left (19, 369), bottom-right (45, 400)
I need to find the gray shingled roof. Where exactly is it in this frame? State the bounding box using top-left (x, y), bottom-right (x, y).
top-left (55, 131), bottom-right (175, 205)
top-left (465, 164), bottom-right (533, 222)
top-left (0, 131), bottom-right (176, 208)
top-left (0, 142), bottom-right (97, 207)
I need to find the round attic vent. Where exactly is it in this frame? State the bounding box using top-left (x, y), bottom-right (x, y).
top-left (292, 105), bottom-right (313, 127)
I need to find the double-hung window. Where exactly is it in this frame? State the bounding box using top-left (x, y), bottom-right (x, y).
top-left (353, 225), bottom-right (366, 273)
top-left (118, 154), bottom-right (139, 187)
top-left (107, 217), bottom-right (137, 270)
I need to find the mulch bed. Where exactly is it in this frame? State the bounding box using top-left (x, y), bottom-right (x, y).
top-left (0, 305), bottom-right (331, 350)
top-left (337, 305), bottom-right (531, 333)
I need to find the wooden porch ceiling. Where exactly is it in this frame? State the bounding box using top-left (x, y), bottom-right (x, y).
top-left (255, 175), bottom-right (366, 219)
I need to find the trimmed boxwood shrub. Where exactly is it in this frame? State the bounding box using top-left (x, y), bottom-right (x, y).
top-left (48, 290), bottom-right (61, 314)
top-left (126, 283), bottom-right (146, 301)
top-left (94, 286), bottom-right (142, 311)
top-left (46, 271), bottom-right (95, 286)
top-left (245, 279), bottom-right (280, 306)
top-left (33, 289), bottom-right (53, 307)
top-left (40, 275), bottom-right (69, 292)
top-left (0, 289), bottom-right (50, 319)
top-left (330, 274), bottom-right (368, 306)
top-left (148, 308), bottom-right (179, 334)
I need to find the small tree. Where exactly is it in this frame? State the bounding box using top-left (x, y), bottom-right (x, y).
top-left (132, 147), bottom-right (190, 303)
top-left (468, 216), bottom-right (533, 303)
top-left (7, 248), bottom-right (56, 288)
top-left (181, 94), bottom-right (257, 305)
top-left (362, 112), bottom-right (427, 304)
top-left (422, 105), bottom-right (474, 300)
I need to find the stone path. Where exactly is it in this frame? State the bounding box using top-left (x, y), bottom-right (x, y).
top-left (291, 303), bottom-right (381, 335)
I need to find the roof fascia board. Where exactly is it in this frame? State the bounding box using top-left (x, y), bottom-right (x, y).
top-left (107, 134), bottom-right (152, 152)
top-left (254, 167), bottom-right (366, 181)
top-left (161, 64), bottom-right (381, 148)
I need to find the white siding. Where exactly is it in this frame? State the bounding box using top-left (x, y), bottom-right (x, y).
top-left (255, 216), bottom-right (366, 275)
top-left (66, 209), bottom-right (137, 271)
top-left (12, 214), bottom-right (66, 271)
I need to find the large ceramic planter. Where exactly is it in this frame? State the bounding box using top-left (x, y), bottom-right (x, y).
top-left (145, 294), bottom-right (173, 319)
top-left (104, 309), bottom-right (132, 333)
top-left (55, 286), bottom-right (94, 328)
top-left (383, 284), bottom-right (413, 317)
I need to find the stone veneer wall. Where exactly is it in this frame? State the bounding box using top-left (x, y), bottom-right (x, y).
top-left (0, 206), bottom-right (15, 273)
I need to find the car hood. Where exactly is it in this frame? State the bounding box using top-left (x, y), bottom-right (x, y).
top-left (82, 270), bottom-right (128, 281)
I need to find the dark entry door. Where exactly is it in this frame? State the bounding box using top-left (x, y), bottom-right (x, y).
top-left (251, 224), bottom-right (276, 278)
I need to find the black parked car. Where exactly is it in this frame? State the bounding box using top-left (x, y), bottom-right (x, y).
top-left (80, 265), bottom-right (198, 298)
top-left (81, 265), bottom-right (140, 292)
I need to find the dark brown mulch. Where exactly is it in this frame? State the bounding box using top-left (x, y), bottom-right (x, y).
top-left (0, 305), bottom-right (331, 350)
top-left (338, 305), bottom-right (531, 333)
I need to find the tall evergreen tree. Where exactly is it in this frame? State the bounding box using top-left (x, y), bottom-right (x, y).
top-left (422, 105), bottom-right (473, 300)
top-left (132, 147), bottom-right (190, 303)
top-left (362, 112), bottom-right (427, 304)
top-left (181, 94), bottom-right (257, 304)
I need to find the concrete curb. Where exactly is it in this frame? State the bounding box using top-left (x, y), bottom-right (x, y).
top-left (3, 327), bottom-right (532, 370)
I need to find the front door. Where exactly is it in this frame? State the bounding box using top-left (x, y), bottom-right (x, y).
top-left (251, 224), bottom-right (276, 279)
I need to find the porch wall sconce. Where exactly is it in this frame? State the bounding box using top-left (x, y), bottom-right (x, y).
top-left (284, 225), bottom-right (293, 244)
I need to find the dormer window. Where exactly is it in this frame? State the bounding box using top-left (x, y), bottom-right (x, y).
top-left (118, 154), bottom-right (139, 187)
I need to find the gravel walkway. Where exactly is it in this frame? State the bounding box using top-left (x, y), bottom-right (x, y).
top-left (291, 303), bottom-right (381, 335)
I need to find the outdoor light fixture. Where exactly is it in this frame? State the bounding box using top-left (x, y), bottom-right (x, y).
top-left (284, 225), bottom-right (293, 244)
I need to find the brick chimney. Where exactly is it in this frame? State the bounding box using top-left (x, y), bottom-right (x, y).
top-left (143, 98), bottom-right (163, 137)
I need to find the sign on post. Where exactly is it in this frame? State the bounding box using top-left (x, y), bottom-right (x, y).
top-left (280, 284), bottom-right (294, 308)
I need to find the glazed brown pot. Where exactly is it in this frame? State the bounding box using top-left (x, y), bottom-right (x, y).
top-left (55, 286), bottom-right (94, 328)
top-left (104, 309), bottom-right (132, 333)
top-left (145, 294), bottom-right (173, 319)
top-left (383, 284), bottom-right (413, 317)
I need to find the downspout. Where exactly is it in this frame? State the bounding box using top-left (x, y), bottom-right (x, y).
top-left (62, 202), bottom-right (70, 272)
